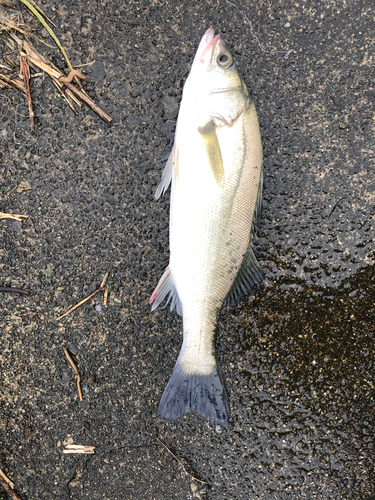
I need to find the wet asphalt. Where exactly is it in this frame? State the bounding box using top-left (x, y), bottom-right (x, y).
top-left (0, 0), bottom-right (374, 499)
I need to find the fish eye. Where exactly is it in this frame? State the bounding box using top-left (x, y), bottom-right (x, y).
top-left (218, 52), bottom-right (234, 69)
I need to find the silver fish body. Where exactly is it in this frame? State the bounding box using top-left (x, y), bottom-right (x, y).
top-left (150, 28), bottom-right (263, 426)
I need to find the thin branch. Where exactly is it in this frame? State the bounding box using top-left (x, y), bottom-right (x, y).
top-left (63, 444), bottom-right (95, 454)
top-left (0, 72), bottom-right (25, 92)
top-left (61, 80), bottom-right (112, 124)
top-left (63, 348), bottom-right (83, 401)
top-left (156, 437), bottom-right (207, 484)
top-left (52, 77), bottom-right (83, 108)
top-left (51, 78), bottom-right (78, 115)
top-left (328, 196), bottom-right (346, 217)
top-left (100, 271), bottom-right (109, 288)
top-left (0, 212), bottom-right (28, 220)
top-left (0, 470), bottom-right (22, 500)
top-left (57, 286), bottom-right (104, 320)
top-left (0, 469), bottom-right (14, 489)
top-left (57, 271), bottom-right (109, 320)
top-left (0, 286), bottom-right (30, 294)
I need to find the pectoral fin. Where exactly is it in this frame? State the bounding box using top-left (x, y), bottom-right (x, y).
top-left (198, 121), bottom-right (225, 188)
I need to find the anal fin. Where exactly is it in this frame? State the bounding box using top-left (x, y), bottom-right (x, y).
top-left (149, 266), bottom-right (182, 315)
top-left (224, 244), bottom-right (264, 307)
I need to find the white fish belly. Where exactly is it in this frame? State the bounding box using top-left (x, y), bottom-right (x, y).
top-left (169, 104), bottom-right (262, 374)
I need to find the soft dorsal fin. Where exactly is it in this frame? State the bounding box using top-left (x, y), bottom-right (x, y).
top-left (198, 121), bottom-right (225, 188)
top-left (149, 266), bottom-right (182, 316)
top-left (155, 144), bottom-right (176, 200)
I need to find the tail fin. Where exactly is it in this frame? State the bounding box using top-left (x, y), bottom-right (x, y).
top-left (158, 360), bottom-right (230, 427)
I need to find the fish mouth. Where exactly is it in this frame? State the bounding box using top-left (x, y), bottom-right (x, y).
top-left (197, 28), bottom-right (223, 65)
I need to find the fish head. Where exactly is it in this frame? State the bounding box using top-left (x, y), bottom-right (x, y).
top-left (188, 28), bottom-right (243, 95)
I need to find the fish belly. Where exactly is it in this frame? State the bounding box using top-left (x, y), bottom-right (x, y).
top-left (170, 105), bottom-right (262, 360)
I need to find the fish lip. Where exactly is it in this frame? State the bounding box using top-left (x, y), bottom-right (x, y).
top-left (198, 28), bottom-right (222, 65)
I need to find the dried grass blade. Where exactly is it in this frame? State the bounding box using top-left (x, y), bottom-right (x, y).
top-left (18, 0), bottom-right (73, 70)
top-left (25, 0), bottom-right (57, 27)
top-left (0, 73), bottom-right (25, 91)
top-left (20, 54), bottom-right (35, 129)
top-left (51, 78), bottom-right (78, 114)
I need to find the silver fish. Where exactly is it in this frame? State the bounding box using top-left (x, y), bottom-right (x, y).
top-left (150, 28), bottom-right (263, 427)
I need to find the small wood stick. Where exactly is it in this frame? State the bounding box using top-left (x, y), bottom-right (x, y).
top-left (0, 212), bottom-right (28, 221)
top-left (0, 469), bottom-right (14, 489)
top-left (0, 470), bottom-right (22, 500)
top-left (100, 271), bottom-right (109, 288)
top-left (51, 78), bottom-right (78, 115)
top-left (0, 287), bottom-right (30, 295)
top-left (57, 272), bottom-right (109, 320)
top-left (103, 285), bottom-right (109, 306)
top-left (20, 55), bottom-right (35, 130)
top-left (63, 348), bottom-right (83, 401)
top-left (61, 80), bottom-right (112, 124)
top-left (63, 444), bottom-right (95, 454)
top-left (52, 77), bottom-right (82, 107)
top-left (156, 438), bottom-right (207, 484)
top-left (57, 287), bottom-right (103, 320)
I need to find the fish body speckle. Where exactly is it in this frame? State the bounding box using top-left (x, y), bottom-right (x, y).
top-left (150, 28), bottom-right (263, 426)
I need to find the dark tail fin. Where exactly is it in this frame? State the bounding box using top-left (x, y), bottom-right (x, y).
top-left (158, 360), bottom-right (230, 427)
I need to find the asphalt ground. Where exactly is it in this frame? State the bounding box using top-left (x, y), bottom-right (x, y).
top-left (0, 0), bottom-right (374, 499)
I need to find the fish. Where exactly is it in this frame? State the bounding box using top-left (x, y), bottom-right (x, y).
top-left (150, 28), bottom-right (263, 427)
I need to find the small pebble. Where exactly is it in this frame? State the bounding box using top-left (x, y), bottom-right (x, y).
top-left (95, 304), bottom-right (102, 312)
top-left (67, 343), bottom-right (78, 355)
top-left (284, 22), bottom-right (291, 28)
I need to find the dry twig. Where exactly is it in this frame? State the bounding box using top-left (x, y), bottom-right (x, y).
top-left (51, 78), bottom-right (78, 114)
top-left (0, 469), bottom-right (14, 489)
top-left (100, 271), bottom-right (109, 288)
top-left (60, 80), bottom-right (112, 124)
top-left (57, 271), bottom-right (109, 320)
top-left (0, 5), bottom-right (111, 122)
top-left (0, 469), bottom-right (22, 500)
top-left (63, 444), bottom-right (95, 454)
top-left (0, 286), bottom-right (30, 294)
top-left (20, 53), bottom-right (34, 129)
top-left (156, 437), bottom-right (207, 484)
top-left (63, 347), bottom-right (83, 401)
top-left (0, 211), bottom-right (28, 220)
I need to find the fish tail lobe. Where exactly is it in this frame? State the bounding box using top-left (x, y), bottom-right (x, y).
top-left (158, 359), bottom-right (229, 427)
